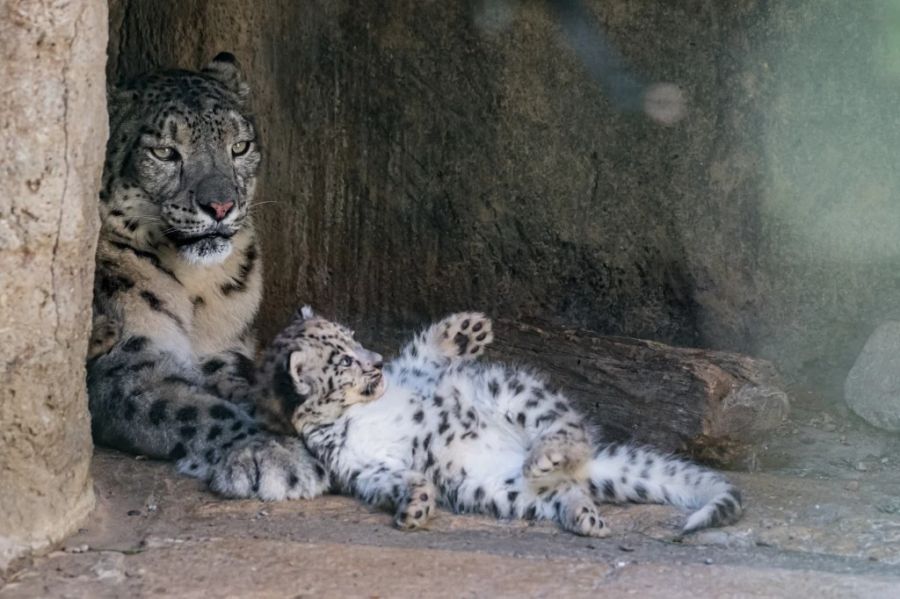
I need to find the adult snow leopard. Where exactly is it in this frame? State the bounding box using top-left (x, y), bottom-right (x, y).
top-left (254, 308), bottom-right (743, 536)
top-left (87, 53), bottom-right (328, 500)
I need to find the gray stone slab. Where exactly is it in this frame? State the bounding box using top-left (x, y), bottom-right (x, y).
top-left (846, 321), bottom-right (900, 432)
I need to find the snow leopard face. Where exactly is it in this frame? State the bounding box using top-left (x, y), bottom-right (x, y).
top-left (255, 307), bottom-right (386, 433)
top-left (102, 53), bottom-right (260, 264)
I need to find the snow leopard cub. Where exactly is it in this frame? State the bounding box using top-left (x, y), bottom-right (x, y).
top-left (254, 307), bottom-right (743, 536)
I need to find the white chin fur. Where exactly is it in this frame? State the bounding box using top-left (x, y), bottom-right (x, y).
top-left (179, 238), bottom-right (233, 265)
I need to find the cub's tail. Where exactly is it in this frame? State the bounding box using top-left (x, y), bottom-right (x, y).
top-left (587, 443), bottom-right (742, 533)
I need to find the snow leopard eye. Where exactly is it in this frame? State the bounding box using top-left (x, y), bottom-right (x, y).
top-left (339, 355), bottom-right (353, 368)
top-left (150, 146), bottom-right (179, 161)
top-left (231, 141), bottom-right (251, 156)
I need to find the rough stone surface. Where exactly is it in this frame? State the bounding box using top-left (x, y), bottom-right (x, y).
top-left (845, 321), bottom-right (900, 432)
top-left (0, 0), bottom-right (107, 571)
top-left (105, 1), bottom-right (900, 398)
top-left (1, 446), bottom-right (899, 597)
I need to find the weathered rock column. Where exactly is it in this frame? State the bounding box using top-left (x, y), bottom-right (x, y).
top-left (0, 0), bottom-right (107, 571)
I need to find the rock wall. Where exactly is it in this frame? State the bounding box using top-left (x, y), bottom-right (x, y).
top-left (107, 0), bottom-right (706, 346)
top-left (106, 0), bottom-right (900, 397)
top-left (0, 0), bottom-right (107, 570)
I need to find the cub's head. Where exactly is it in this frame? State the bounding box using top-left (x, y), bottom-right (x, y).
top-left (102, 52), bottom-right (260, 264)
top-left (257, 307), bottom-right (386, 434)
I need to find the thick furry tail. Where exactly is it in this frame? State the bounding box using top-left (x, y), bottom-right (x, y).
top-left (587, 443), bottom-right (743, 533)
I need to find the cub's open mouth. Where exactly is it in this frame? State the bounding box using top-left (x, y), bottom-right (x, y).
top-left (363, 373), bottom-right (384, 397)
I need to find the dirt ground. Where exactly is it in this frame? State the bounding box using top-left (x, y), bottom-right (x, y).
top-left (2, 391), bottom-right (900, 599)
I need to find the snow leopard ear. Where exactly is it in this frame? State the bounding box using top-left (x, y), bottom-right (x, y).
top-left (299, 305), bottom-right (316, 320)
top-left (288, 351), bottom-right (313, 396)
top-left (106, 84), bottom-right (138, 117)
top-left (202, 52), bottom-right (250, 101)
top-left (106, 84), bottom-right (129, 105)
top-left (272, 351), bottom-right (313, 424)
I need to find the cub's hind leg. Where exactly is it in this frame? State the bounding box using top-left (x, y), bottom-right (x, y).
top-left (552, 485), bottom-right (611, 538)
top-left (343, 462), bottom-right (437, 531)
top-left (515, 480), bottom-right (610, 538)
top-left (395, 477), bottom-right (438, 531)
top-left (454, 473), bottom-right (610, 538)
top-left (478, 366), bottom-right (593, 481)
top-left (524, 435), bottom-right (592, 481)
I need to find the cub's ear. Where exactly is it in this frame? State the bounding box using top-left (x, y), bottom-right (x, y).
top-left (202, 52), bottom-right (250, 101)
top-left (272, 350), bottom-right (314, 423)
top-left (299, 305), bottom-right (316, 320)
top-left (288, 351), bottom-right (313, 396)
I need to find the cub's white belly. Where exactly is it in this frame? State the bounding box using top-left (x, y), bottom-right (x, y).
top-left (337, 378), bottom-right (529, 483)
top-left (337, 385), bottom-right (419, 468)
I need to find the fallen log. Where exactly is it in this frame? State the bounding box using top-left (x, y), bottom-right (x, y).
top-left (488, 319), bottom-right (790, 469)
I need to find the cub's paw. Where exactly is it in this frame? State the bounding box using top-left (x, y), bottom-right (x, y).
top-left (394, 481), bottom-right (436, 531)
top-left (434, 312), bottom-right (493, 360)
top-left (568, 502), bottom-right (611, 538)
top-left (208, 436), bottom-right (330, 501)
top-left (524, 437), bottom-right (591, 480)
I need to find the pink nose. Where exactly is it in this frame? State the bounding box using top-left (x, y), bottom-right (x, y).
top-left (209, 201), bottom-right (234, 221)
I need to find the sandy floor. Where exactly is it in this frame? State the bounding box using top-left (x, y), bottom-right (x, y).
top-left (3, 382), bottom-right (900, 598)
top-left (2, 412), bottom-right (899, 599)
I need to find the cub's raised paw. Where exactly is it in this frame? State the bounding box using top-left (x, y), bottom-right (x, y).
top-left (394, 482), bottom-right (436, 531)
top-left (208, 436), bottom-right (330, 501)
top-left (434, 312), bottom-right (493, 361)
top-left (524, 437), bottom-right (591, 480)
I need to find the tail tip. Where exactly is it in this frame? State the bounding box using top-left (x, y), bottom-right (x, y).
top-left (681, 489), bottom-right (743, 534)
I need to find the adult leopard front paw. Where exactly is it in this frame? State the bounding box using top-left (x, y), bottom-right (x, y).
top-left (433, 312), bottom-right (493, 360)
top-left (394, 481), bottom-right (436, 531)
top-left (208, 436), bottom-right (329, 501)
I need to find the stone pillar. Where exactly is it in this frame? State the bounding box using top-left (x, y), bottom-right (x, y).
top-left (0, 0), bottom-right (107, 571)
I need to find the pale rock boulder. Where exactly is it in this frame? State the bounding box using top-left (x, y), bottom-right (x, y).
top-left (0, 0), bottom-right (107, 570)
top-left (845, 322), bottom-right (900, 432)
